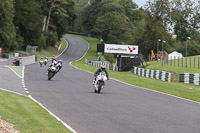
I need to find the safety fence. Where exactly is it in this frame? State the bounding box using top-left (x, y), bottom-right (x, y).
top-left (152, 55), bottom-right (200, 69)
top-left (133, 66), bottom-right (174, 82)
top-left (179, 73), bottom-right (200, 85)
top-left (85, 59), bottom-right (110, 70)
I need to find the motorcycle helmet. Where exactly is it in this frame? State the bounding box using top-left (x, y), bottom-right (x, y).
top-left (58, 59), bottom-right (62, 63)
top-left (101, 65), bottom-right (106, 70)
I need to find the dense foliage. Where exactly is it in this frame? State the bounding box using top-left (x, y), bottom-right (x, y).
top-left (0, 0), bottom-right (76, 52)
top-left (73, 0), bottom-right (200, 58)
top-left (0, 0), bottom-right (200, 57)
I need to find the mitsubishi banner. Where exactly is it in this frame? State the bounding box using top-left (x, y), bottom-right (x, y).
top-left (104, 44), bottom-right (138, 54)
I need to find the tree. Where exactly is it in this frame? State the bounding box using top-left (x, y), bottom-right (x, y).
top-left (50, 0), bottom-right (76, 38)
top-left (39, 0), bottom-right (76, 33)
top-left (0, 0), bottom-right (16, 51)
top-left (82, 0), bottom-right (125, 32)
top-left (93, 12), bottom-right (133, 44)
top-left (133, 0), bottom-right (171, 56)
top-left (14, 0), bottom-right (44, 49)
top-left (170, 0), bottom-right (194, 41)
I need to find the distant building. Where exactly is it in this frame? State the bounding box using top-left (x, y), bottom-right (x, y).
top-left (171, 34), bottom-right (177, 39)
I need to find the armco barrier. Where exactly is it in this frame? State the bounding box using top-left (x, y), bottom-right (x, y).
top-left (179, 73), bottom-right (200, 85)
top-left (12, 55), bottom-right (36, 66)
top-left (133, 66), bottom-right (174, 82)
top-left (85, 59), bottom-right (109, 70)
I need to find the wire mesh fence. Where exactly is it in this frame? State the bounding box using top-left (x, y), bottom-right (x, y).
top-left (26, 45), bottom-right (38, 56)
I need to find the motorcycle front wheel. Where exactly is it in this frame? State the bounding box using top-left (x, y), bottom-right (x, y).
top-left (97, 81), bottom-right (103, 93)
top-left (48, 72), bottom-right (54, 80)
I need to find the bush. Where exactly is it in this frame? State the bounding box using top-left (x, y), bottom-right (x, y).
top-left (44, 31), bottom-right (58, 47)
top-left (104, 53), bottom-right (115, 64)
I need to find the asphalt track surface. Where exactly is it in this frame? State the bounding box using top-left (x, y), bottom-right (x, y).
top-left (24, 35), bottom-right (200, 133)
top-left (0, 59), bottom-right (26, 95)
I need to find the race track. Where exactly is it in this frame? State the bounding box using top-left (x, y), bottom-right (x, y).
top-left (24, 35), bottom-right (200, 133)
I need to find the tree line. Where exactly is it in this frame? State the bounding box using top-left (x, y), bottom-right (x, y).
top-left (1, 0), bottom-right (200, 57)
top-left (0, 0), bottom-right (76, 52)
top-left (73, 0), bottom-right (200, 57)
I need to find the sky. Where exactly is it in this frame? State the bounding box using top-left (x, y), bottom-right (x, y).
top-left (133, 0), bottom-right (147, 7)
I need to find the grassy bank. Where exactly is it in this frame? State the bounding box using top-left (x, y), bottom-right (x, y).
top-left (8, 66), bottom-right (23, 78)
top-left (69, 34), bottom-right (200, 102)
top-left (145, 56), bottom-right (200, 82)
top-left (0, 91), bottom-right (71, 133)
top-left (9, 38), bottom-right (68, 61)
top-left (35, 38), bottom-right (67, 61)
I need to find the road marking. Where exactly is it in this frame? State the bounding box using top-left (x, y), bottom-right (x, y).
top-left (23, 66), bottom-right (77, 133)
top-left (0, 88), bottom-right (26, 96)
top-left (28, 95), bottom-right (77, 133)
top-left (6, 66), bottom-right (22, 79)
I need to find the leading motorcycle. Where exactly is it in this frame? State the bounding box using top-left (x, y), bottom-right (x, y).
top-left (48, 66), bottom-right (57, 80)
top-left (93, 71), bottom-right (107, 93)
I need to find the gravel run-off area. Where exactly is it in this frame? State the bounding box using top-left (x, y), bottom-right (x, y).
top-left (0, 117), bottom-right (20, 133)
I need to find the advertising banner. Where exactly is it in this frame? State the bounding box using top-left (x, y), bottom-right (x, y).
top-left (0, 48), bottom-right (2, 56)
top-left (104, 44), bottom-right (138, 54)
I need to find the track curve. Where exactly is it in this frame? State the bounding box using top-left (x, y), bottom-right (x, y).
top-left (25, 35), bottom-right (200, 133)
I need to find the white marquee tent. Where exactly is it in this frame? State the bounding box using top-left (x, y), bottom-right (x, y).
top-left (168, 51), bottom-right (183, 60)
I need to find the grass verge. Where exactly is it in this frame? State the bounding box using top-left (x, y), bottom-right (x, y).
top-left (7, 66), bottom-right (23, 78)
top-left (9, 38), bottom-right (68, 62)
top-left (35, 38), bottom-right (68, 61)
top-left (69, 34), bottom-right (200, 102)
top-left (0, 91), bottom-right (71, 133)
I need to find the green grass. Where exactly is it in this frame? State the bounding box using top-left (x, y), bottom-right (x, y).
top-left (35, 38), bottom-right (68, 61)
top-left (147, 56), bottom-right (200, 74)
top-left (0, 91), bottom-right (72, 133)
top-left (9, 38), bottom-right (68, 62)
top-left (146, 56), bottom-right (200, 82)
top-left (69, 34), bottom-right (200, 102)
top-left (65, 34), bottom-right (106, 62)
top-left (8, 66), bottom-right (23, 78)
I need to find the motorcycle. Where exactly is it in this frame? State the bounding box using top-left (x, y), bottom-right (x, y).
top-left (48, 66), bottom-right (57, 80)
top-left (44, 58), bottom-right (48, 65)
top-left (93, 72), bottom-right (107, 93)
top-left (39, 60), bottom-right (43, 67)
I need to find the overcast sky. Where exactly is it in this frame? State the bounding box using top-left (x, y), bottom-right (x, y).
top-left (133, 0), bottom-right (147, 7)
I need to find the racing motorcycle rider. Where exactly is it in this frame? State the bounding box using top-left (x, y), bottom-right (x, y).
top-left (93, 65), bottom-right (109, 84)
top-left (52, 56), bottom-right (56, 63)
top-left (39, 57), bottom-right (44, 67)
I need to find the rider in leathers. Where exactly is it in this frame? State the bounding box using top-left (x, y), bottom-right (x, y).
top-left (94, 65), bottom-right (109, 82)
